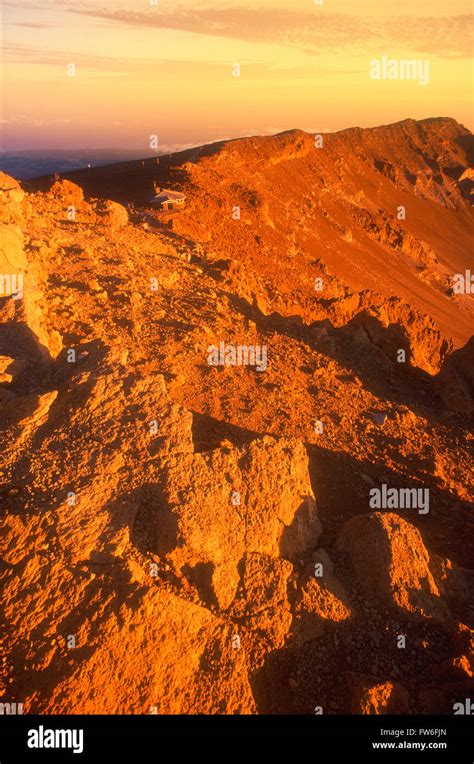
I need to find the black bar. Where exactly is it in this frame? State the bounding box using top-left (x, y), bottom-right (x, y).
top-left (0, 714), bottom-right (472, 760)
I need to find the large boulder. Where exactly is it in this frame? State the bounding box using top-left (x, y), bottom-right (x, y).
top-left (336, 512), bottom-right (447, 619)
top-left (292, 573), bottom-right (351, 644)
top-left (6, 563), bottom-right (256, 714)
top-left (0, 173), bottom-right (24, 206)
top-left (49, 178), bottom-right (84, 206)
top-left (434, 337), bottom-right (474, 415)
top-left (346, 300), bottom-right (452, 374)
top-left (94, 199), bottom-right (128, 228)
top-left (156, 436), bottom-right (321, 610)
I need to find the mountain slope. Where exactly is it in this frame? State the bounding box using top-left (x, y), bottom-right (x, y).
top-left (29, 117), bottom-right (473, 347)
top-left (1, 118), bottom-right (473, 715)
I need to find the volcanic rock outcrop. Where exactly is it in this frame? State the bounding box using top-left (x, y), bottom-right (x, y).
top-left (1, 119), bottom-right (473, 715)
top-left (434, 337), bottom-right (474, 414)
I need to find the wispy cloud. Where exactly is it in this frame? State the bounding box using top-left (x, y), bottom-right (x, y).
top-left (1, 115), bottom-right (72, 126)
top-left (3, 43), bottom-right (364, 79)
top-left (65, 6), bottom-right (473, 58)
top-left (7, 21), bottom-right (52, 28)
top-left (3, 44), bottom-right (215, 74)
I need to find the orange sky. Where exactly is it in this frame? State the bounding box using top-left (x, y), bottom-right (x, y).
top-left (2, 0), bottom-right (473, 150)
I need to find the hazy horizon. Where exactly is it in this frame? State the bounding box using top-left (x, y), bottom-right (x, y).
top-left (1, 115), bottom-right (471, 155)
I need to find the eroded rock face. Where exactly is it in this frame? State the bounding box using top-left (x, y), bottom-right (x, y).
top-left (44, 587), bottom-right (256, 714)
top-left (346, 300), bottom-right (453, 374)
top-left (434, 337), bottom-right (474, 414)
top-left (0, 227), bottom-right (29, 366)
top-left (0, 225), bottom-right (27, 289)
top-left (376, 299), bottom-right (454, 374)
top-left (292, 575), bottom-right (351, 645)
top-left (240, 554), bottom-right (294, 650)
top-left (1, 359), bottom-right (325, 712)
top-left (346, 673), bottom-right (409, 714)
top-left (336, 513), bottom-right (447, 619)
top-left (159, 436), bottom-right (320, 610)
top-left (0, 356), bottom-right (27, 385)
top-left (49, 179), bottom-right (84, 206)
top-left (429, 557), bottom-right (474, 628)
top-left (1, 121), bottom-right (473, 717)
top-left (0, 222), bottom-right (62, 361)
top-left (0, 173), bottom-right (25, 207)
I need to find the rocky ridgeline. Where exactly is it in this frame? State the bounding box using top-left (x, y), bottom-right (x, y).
top-left (0, 122), bottom-right (473, 716)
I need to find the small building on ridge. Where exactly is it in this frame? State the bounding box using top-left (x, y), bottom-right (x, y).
top-left (150, 185), bottom-right (186, 211)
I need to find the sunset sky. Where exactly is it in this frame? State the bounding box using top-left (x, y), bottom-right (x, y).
top-left (2, 0), bottom-right (473, 150)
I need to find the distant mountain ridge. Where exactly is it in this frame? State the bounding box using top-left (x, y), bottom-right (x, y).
top-left (23, 117), bottom-right (474, 347)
